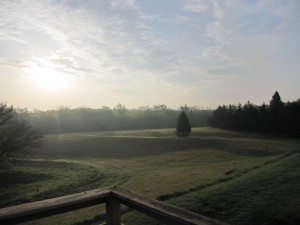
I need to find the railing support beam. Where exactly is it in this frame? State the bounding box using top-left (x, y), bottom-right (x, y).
top-left (106, 196), bottom-right (121, 225)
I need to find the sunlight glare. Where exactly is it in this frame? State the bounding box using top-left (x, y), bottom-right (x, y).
top-left (28, 67), bottom-right (71, 91)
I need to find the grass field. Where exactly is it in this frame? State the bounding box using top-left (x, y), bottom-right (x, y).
top-left (0, 127), bottom-right (299, 225)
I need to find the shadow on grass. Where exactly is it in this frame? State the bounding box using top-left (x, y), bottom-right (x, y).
top-left (0, 171), bottom-right (54, 187)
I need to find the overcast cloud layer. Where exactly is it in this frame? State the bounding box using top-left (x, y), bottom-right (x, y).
top-left (0, 0), bottom-right (299, 110)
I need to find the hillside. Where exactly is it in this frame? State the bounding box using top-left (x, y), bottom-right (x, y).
top-left (0, 128), bottom-right (299, 225)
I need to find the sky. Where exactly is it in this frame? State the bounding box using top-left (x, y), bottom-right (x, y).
top-left (0, 0), bottom-right (299, 110)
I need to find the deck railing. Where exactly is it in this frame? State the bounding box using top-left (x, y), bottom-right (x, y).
top-left (0, 186), bottom-right (228, 225)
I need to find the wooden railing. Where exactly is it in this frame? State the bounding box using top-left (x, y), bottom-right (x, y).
top-left (0, 186), bottom-right (229, 225)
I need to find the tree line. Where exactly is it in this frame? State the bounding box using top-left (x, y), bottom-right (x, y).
top-left (0, 103), bottom-right (205, 168)
top-left (208, 92), bottom-right (300, 136)
top-left (16, 104), bottom-right (211, 134)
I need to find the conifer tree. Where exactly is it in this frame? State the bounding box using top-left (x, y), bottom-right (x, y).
top-left (176, 111), bottom-right (191, 137)
top-left (269, 91), bottom-right (284, 116)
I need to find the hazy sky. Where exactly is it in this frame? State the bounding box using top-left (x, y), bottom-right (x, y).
top-left (0, 0), bottom-right (299, 110)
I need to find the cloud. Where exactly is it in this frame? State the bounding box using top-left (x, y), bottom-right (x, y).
top-left (201, 47), bottom-right (230, 61)
top-left (0, 1), bottom-right (169, 81)
top-left (211, 0), bottom-right (223, 19)
top-left (196, 0), bottom-right (300, 69)
top-left (175, 14), bottom-right (194, 23)
top-left (183, 0), bottom-right (209, 13)
top-left (1, 0), bottom-right (299, 108)
top-left (208, 63), bottom-right (246, 76)
top-left (207, 20), bottom-right (230, 46)
top-left (183, 0), bottom-right (223, 19)
top-left (0, 58), bottom-right (29, 68)
top-left (182, 1), bottom-right (231, 61)
top-left (0, 0), bottom-right (211, 91)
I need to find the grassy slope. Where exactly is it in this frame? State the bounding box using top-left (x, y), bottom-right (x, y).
top-left (0, 128), bottom-right (299, 225)
top-left (123, 153), bottom-right (300, 225)
top-left (169, 153), bottom-right (300, 225)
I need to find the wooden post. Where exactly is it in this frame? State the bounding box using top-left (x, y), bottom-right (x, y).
top-left (106, 196), bottom-right (121, 225)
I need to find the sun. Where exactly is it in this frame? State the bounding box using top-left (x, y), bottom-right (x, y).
top-left (28, 67), bottom-right (71, 91)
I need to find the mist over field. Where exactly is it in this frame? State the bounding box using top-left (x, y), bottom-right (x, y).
top-left (17, 105), bottom-right (210, 134)
top-left (1, 0), bottom-right (300, 225)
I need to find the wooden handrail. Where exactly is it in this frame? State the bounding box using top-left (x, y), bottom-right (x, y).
top-left (0, 186), bottom-right (229, 225)
top-left (112, 186), bottom-right (227, 225)
top-left (0, 188), bottom-right (111, 224)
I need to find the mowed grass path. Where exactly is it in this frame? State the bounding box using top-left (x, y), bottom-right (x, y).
top-left (0, 127), bottom-right (299, 225)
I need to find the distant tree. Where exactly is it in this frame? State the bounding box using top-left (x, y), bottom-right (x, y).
top-left (268, 91), bottom-right (284, 133)
top-left (0, 103), bottom-right (13, 126)
top-left (269, 91), bottom-right (284, 116)
top-left (23, 105), bottom-right (210, 134)
top-left (180, 104), bottom-right (189, 112)
top-left (0, 103), bottom-right (42, 169)
top-left (207, 91), bottom-right (300, 136)
top-left (114, 103), bottom-right (126, 112)
top-left (176, 111), bottom-right (191, 137)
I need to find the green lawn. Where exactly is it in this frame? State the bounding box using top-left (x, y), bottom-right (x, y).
top-left (0, 127), bottom-right (299, 225)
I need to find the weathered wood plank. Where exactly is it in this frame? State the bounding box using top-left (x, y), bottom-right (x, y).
top-left (112, 187), bottom-right (229, 225)
top-left (0, 186), bottom-right (229, 225)
top-left (0, 188), bottom-right (111, 225)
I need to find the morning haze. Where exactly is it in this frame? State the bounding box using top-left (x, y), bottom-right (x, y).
top-left (0, 1), bottom-right (299, 225)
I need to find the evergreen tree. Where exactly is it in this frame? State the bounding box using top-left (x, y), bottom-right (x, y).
top-left (176, 111), bottom-right (191, 137)
top-left (269, 91), bottom-right (284, 133)
top-left (207, 91), bottom-right (300, 136)
top-left (269, 91), bottom-right (284, 116)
